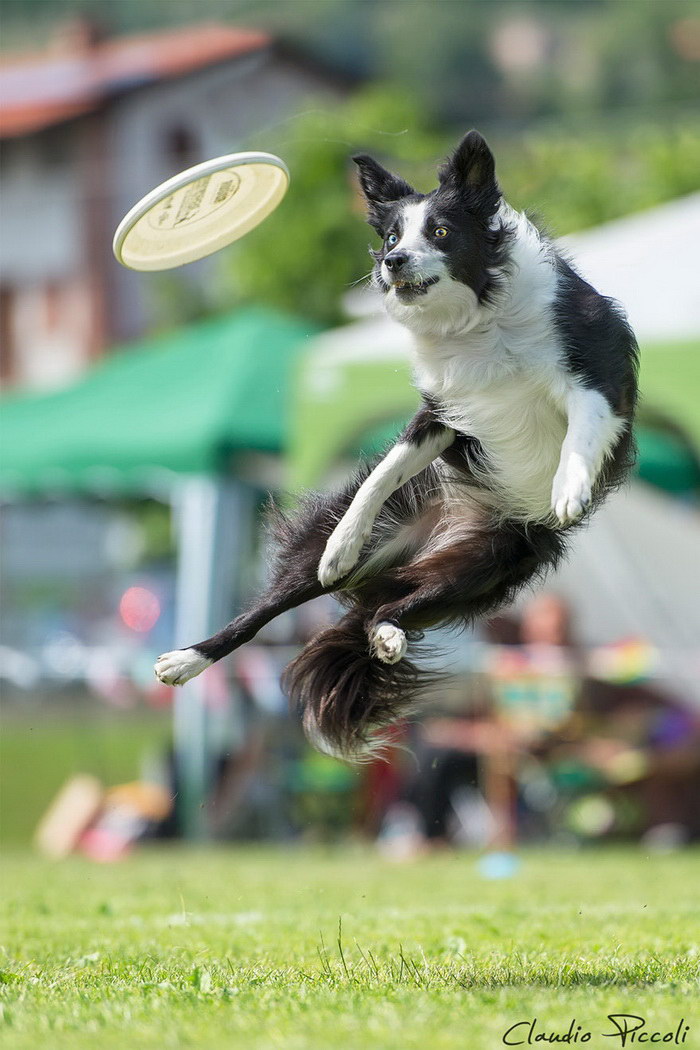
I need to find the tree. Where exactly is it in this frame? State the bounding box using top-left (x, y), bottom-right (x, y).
top-left (218, 88), bottom-right (448, 326)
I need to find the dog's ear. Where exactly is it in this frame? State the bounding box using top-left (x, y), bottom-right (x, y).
top-left (439, 131), bottom-right (500, 214)
top-left (352, 154), bottom-right (415, 232)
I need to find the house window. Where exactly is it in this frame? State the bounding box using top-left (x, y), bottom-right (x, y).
top-left (0, 285), bottom-right (15, 384)
top-left (164, 126), bottom-right (199, 171)
top-left (45, 281), bottom-right (62, 331)
top-left (36, 125), bottom-right (74, 169)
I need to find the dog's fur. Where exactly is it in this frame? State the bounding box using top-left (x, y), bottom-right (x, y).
top-left (155, 131), bottom-right (638, 761)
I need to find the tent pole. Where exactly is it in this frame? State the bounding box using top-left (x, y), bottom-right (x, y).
top-left (171, 475), bottom-right (253, 840)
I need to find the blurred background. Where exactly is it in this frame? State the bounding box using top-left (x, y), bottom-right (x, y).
top-left (1, 0), bottom-right (699, 861)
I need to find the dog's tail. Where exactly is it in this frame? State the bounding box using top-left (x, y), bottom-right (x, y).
top-left (283, 608), bottom-right (438, 762)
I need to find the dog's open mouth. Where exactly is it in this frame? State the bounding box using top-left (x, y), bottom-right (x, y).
top-left (392, 276), bottom-right (440, 298)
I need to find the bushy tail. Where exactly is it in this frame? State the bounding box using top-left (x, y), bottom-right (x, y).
top-left (283, 609), bottom-right (437, 762)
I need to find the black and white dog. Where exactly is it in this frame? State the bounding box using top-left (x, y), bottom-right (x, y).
top-left (155, 131), bottom-right (638, 759)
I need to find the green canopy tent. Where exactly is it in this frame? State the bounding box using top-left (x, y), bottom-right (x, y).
top-left (0, 307), bottom-right (322, 837)
top-left (1, 307), bottom-right (321, 496)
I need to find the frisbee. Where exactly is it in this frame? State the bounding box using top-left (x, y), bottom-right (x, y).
top-left (113, 151), bottom-right (289, 271)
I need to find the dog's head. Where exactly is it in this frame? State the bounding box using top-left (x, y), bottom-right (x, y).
top-left (354, 131), bottom-right (508, 334)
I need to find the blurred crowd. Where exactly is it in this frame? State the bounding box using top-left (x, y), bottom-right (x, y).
top-left (139, 592), bottom-right (700, 854)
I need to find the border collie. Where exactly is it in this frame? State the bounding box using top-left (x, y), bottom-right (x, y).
top-left (155, 131), bottom-right (638, 760)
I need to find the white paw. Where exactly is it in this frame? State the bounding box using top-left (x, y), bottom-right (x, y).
top-left (551, 456), bottom-right (592, 526)
top-left (317, 521), bottom-right (369, 587)
top-left (154, 648), bottom-right (211, 686)
top-left (371, 622), bottom-right (407, 665)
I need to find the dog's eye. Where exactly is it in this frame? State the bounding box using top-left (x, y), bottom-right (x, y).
top-left (433, 226), bottom-right (449, 238)
top-left (386, 233), bottom-right (398, 247)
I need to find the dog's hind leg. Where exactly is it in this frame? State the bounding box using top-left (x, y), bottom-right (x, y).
top-left (364, 517), bottom-right (565, 664)
top-left (155, 488), bottom-right (354, 686)
top-left (154, 577), bottom-right (325, 686)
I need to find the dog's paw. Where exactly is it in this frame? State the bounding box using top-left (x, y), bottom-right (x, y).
top-left (551, 455), bottom-right (592, 526)
top-left (371, 622), bottom-right (407, 665)
top-left (317, 522), bottom-right (368, 587)
top-left (154, 648), bottom-right (211, 686)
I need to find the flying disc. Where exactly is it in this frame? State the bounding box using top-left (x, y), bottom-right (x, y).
top-left (113, 151), bottom-right (289, 271)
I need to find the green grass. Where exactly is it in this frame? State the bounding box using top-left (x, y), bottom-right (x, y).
top-left (1, 847), bottom-right (698, 1049)
top-left (0, 709), bottom-right (170, 846)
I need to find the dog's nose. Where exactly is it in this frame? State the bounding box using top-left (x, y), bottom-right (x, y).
top-left (384, 250), bottom-right (409, 272)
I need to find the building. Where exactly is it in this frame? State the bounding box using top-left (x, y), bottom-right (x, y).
top-left (0, 20), bottom-right (347, 390)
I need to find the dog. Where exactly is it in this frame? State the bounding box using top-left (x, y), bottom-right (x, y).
top-left (155, 130), bottom-right (638, 760)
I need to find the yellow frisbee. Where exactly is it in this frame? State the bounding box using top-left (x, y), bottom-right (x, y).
top-left (112, 151), bottom-right (289, 271)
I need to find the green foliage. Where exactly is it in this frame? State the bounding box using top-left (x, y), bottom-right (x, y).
top-left (215, 87), bottom-right (699, 324)
top-left (218, 89), bottom-right (445, 326)
top-left (494, 121), bottom-right (700, 235)
top-left (2, 847), bottom-right (699, 1049)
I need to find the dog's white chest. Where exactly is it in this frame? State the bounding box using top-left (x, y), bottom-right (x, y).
top-left (416, 345), bottom-right (568, 521)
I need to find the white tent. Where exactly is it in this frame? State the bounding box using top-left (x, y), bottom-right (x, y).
top-left (559, 193), bottom-right (700, 343)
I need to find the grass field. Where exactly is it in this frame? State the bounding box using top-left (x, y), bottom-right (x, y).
top-left (1, 847), bottom-right (698, 1050)
top-left (0, 709), bottom-right (170, 846)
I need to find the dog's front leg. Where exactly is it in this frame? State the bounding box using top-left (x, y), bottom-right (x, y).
top-left (318, 413), bottom-right (454, 587)
top-left (552, 384), bottom-right (625, 526)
